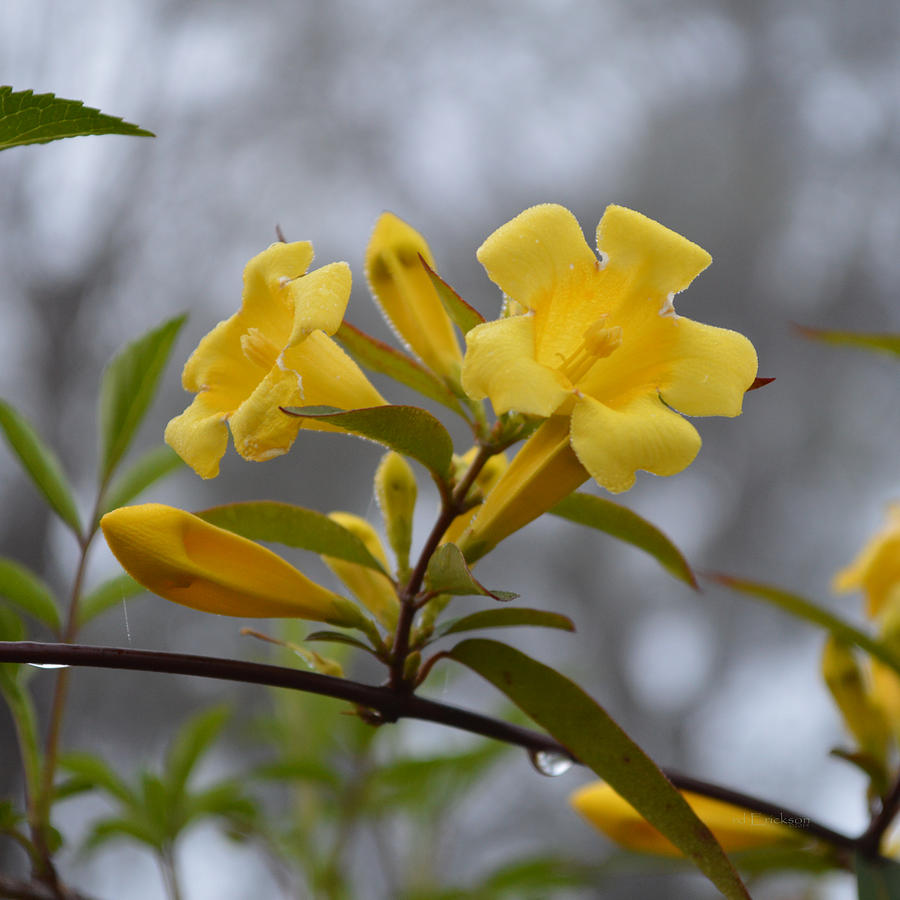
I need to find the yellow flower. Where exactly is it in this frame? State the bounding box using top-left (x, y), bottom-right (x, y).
top-left (457, 204), bottom-right (757, 560)
top-left (570, 782), bottom-right (802, 857)
top-left (834, 502), bottom-right (900, 618)
top-left (165, 241), bottom-right (386, 479)
top-left (101, 504), bottom-right (366, 627)
top-left (321, 512), bottom-right (399, 631)
top-left (365, 212), bottom-right (463, 381)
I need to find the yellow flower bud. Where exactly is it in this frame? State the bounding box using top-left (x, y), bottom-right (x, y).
top-left (374, 452), bottom-right (417, 576)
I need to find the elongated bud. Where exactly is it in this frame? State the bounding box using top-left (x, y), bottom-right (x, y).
top-left (374, 452), bottom-right (417, 577)
top-left (822, 636), bottom-right (889, 761)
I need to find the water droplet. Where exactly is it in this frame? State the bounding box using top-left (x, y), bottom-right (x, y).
top-left (528, 749), bottom-right (573, 777)
top-left (27, 662), bottom-right (69, 669)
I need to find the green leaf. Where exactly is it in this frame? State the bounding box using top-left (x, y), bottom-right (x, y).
top-left (139, 771), bottom-right (171, 836)
top-left (0, 668), bottom-right (42, 808)
top-left (184, 782), bottom-right (256, 823)
top-left (0, 399), bottom-right (82, 535)
top-left (98, 314), bottom-right (186, 483)
top-left (336, 321), bottom-right (465, 415)
top-left (303, 630), bottom-right (381, 656)
top-left (77, 573), bottom-right (145, 627)
top-left (252, 758), bottom-right (341, 790)
top-left (166, 706), bottom-right (230, 799)
top-left (196, 501), bottom-right (387, 574)
top-left (795, 325), bottom-right (900, 359)
top-left (856, 853), bottom-right (900, 900)
top-left (448, 639), bottom-right (750, 900)
top-left (281, 404), bottom-right (454, 480)
top-left (420, 257), bottom-right (486, 335)
top-left (709, 574), bottom-right (900, 677)
top-left (0, 557), bottom-right (60, 631)
top-left (550, 493), bottom-right (697, 588)
top-left (425, 543), bottom-right (519, 602)
top-left (0, 86), bottom-right (154, 151)
top-left (480, 856), bottom-right (598, 895)
top-left (84, 816), bottom-right (161, 852)
top-left (100, 445), bottom-right (184, 515)
top-left (437, 607), bottom-right (575, 637)
top-left (58, 752), bottom-right (134, 806)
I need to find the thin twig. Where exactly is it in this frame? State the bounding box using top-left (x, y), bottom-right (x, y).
top-left (858, 770), bottom-right (900, 857)
top-left (0, 641), bottom-right (858, 854)
top-left (0, 874), bottom-right (98, 900)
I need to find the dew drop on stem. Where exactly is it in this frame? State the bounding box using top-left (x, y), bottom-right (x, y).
top-left (529, 749), bottom-right (574, 776)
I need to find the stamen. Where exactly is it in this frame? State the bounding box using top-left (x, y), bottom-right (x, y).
top-left (557, 316), bottom-right (623, 383)
top-left (241, 327), bottom-right (281, 370)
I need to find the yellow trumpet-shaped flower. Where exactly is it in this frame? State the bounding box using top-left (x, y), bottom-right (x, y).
top-left (457, 204), bottom-right (757, 560)
top-left (834, 502), bottom-right (900, 619)
top-left (365, 212), bottom-right (463, 381)
top-left (571, 782), bottom-right (803, 857)
top-left (101, 504), bottom-right (365, 627)
top-left (165, 241), bottom-right (386, 479)
top-left (321, 512), bottom-right (399, 631)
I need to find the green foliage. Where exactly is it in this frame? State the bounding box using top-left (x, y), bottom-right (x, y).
top-left (282, 404), bottom-right (455, 480)
top-left (100, 445), bottom-right (184, 516)
top-left (855, 853), bottom-right (900, 899)
top-left (336, 321), bottom-right (466, 415)
top-left (196, 500), bottom-right (388, 573)
top-left (77, 573), bottom-right (145, 627)
top-left (795, 325), bottom-right (900, 359)
top-left (0, 86), bottom-right (153, 151)
top-left (550, 492), bottom-right (697, 587)
top-left (711, 574), bottom-right (900, 678)
top-left (0, 399), bottom-right (82, 536)
top-left (425, 543), bottom-right (518, 601)
top-left (97, 314), bottom-right (186, 484)
top-left (420, 259), bottom-right (486, 335)
top-left (448, 638), bottom-right (751, 900)
top-left (0, 557), bottom-right (61, 631)
top-left (435, 607), bottom-right (574, 638)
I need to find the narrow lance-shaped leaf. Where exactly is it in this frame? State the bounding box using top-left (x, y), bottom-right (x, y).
top-left (77, 574), bottom-right (145, 627)
top-left (0, 86), bottom-right (154, 151)
top-left (281, 405), bottom-right (454, 481)
top-left (166, 706), bottom-right (230, 799)
top-left (437, 607), bottom-right (575, 637)
top-left (303, 631), bottom-right (382, 657)
top-left (794, 324), bottom-right (900, 359)
top-left (100, 445), bottom-right (184, 516)
top-left (336, 321), bottom-right (465, 415)
top-left (0, 558), bottom-right (61, 631)
top-left (709, 573), bottom-right (900, 678)
top-left (855, 853), bottom-right (900, 900)
top-left (425, 543), bottom-right (519, 602)
top-left (196, 501), bottom-right (388, 574)
top-left (550, 493), bottom-right (697, 588)
top-left (0, 400), bottom-right (82, 536)
top-left (420, 256), bottom-right (486, 335)
top-left (448, 639), bottom-right (751, 900)
top-left (98, 314), bottom-right (186, 483)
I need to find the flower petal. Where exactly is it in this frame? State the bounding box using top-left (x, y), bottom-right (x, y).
top-left (570, 393), bottom-right (701, 493)
top-left (181, 313), bottom-right (263, 398)
top-left (101, 503), bottom-right (358, 624)
top-left (164, 393), bottom-right (230, 480)
top-left (287, 261), bottom-right (352, 344)
top-left (242, 241), bottom-right (314, 322)
top-left (366, 212), bottom-right (462, 378)
top-left (461, 315), bottom-right (571, 416)
top-left (477, 204), bottom-right (597, 313)
top-left (457, 416), bottom-right (588, 562)
top-left (571, 782), bottom-right (800, 857)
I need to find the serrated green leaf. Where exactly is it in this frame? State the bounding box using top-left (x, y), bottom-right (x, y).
top-left (196, 501), bottom-right (387, 574)
top-left (550, 493), bottom-right (697, 587)
top-left (58, 752), bottom-right (134, 806)
top-left (425, 543), bottom-right (518, 602)
top-left (795, 325), bottom-right (900, 359)
top-left (420, 257), bottom-right (485, 335)
top-left (98, 314), bottom-right (186, 483)
top-left (165, 706), bottom-right (230, 800)
top-left (710, 574), bottom-right (900, 678)
top-left (0, 557), bottom-right (60, 631)
top-left (0, 399), bottom-right (82, 535)
top-left (281, 404), bottom-right (454, 480)
top-left (77, 573), bottom-right (145, 627)
top-left (437, 607), bottom-right (574, 637)
top-left (448, 639), bottom-right (750, 900)
top-left (100, 445), bottom-right (184, 516)
top-left (856, 853), bottom-right (900, 900)
top-left (336, 321), bottom-right (465, 415)
top-left (0, 86), bottom-right (154, 151)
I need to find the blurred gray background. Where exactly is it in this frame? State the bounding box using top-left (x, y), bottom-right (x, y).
top-left (2, 0), bottom-right (899, 897)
